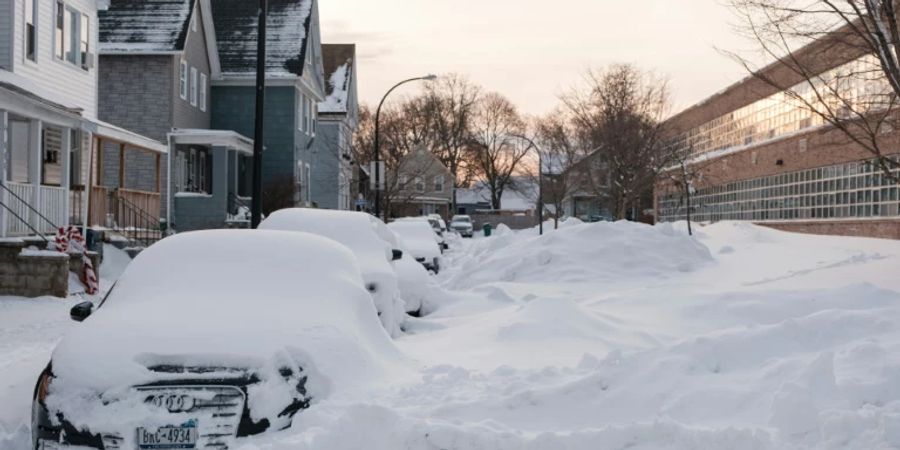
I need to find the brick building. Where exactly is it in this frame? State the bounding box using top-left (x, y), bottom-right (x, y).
top-left (656, 33), bottom-right (900, 240)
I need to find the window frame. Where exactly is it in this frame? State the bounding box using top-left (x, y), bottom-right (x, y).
top-left (190, 67), bottom-right (198, 106)
top-left (25, 0), bottom-right (38, 62)
top-left (179, 60), bottom-right (188, 100)
top-left (199, 73), bottom-right (207, 112)
top-left (434, 175), bottom-right (444, 192)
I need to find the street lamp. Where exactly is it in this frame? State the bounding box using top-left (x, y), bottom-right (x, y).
top-left (511, 133), bottom-right (543, 236)
top-left (373, 74), bottom-right (438, 219)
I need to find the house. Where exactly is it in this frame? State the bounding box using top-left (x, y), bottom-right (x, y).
top-left (210, 0), bottom-right (326, 212)
top-left (455, 178), bottom-right (538, 216)
top-left (97, 0), bottom-right (254, 233)
top-left (312, 44), bottom-right (358, 210)
top-left (0, 0), bottom-right (166, 240)
top-left (387, 147), bottom-right (453, 218)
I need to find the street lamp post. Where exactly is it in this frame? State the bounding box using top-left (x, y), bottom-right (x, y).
top-left (512, 134), bottom-right (543, 235)
top-left (373, 75), bottom-right (437, 220)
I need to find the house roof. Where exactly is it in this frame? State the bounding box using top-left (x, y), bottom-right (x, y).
top-left (319, 44), bottom-right (355, 114)
top-left (211, 0), bottom-right (313, 78)
top-left (98, 0), bottom-right (195, 53)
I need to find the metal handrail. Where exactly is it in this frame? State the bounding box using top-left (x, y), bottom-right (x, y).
top-left (0, 182), bottom-right (59, 231)
top-left (110, 192), bottom-right (161, 248)
top-left (0, 197), bottom-right (50, 242)
top-left (114, 189), bottom-right (160, 226)
top-left (228, 192), bottom-right (250, 215)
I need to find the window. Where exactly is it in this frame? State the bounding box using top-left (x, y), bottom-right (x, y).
top-left (311, 100), bottom-right (317, 136)
top-left (25, 0), bottom-right (37, 61)
top-left (178, 147), bottom-right (212, 194)
top-left (54, 2), bottom-right (64, 60)
top-left (301, 96), bottom-right (310, 134)
top-left (305, 163), bottom-right (311, 202)
top-left (80, 13), bottom-right (89, 69)
top-left (306, 98), bottom-right (313, 135)
top-left (434, 175), bottom-right (444, 192)
top-left (200, 73), bottom-right (207, 111)
top-left (64, 6), bottom-right (77, 64)
top-left (415, 177), bottom-right (425, 192)
top-left (298, 93), bottom-right (307, 132)
top-left (179, 60), bottom-right (188, 100)
top-left (190, 67), bottom-right (198, 106)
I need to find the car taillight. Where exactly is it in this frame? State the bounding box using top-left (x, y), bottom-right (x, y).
top-left (37, 370), bottom-right (52, 403)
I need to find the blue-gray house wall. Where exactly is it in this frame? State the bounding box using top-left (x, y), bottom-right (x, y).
top-left (211, 85), bottom-right (298, 188)
top-left (172, 145), bottom-right (230, 232)
top-left (310, 120), bottom-right (341, 209)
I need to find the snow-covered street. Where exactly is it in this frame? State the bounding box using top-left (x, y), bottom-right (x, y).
top-left (4, 221), bottom-right (900, 449)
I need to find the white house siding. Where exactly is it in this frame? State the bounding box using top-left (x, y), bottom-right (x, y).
top-left (10, 0), bottom-right (99, 119)
top-left (0, 0), bottom-right (13, 69)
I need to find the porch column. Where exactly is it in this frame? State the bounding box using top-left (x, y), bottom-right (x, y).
top-left (82, 133), bottom-right (95, 236)
top-left (61, 127), bottom-right (71, 228)
top-left (0, 110), bottom-right (7, 237)
top-left (28, 119), bottom-right (42, 230)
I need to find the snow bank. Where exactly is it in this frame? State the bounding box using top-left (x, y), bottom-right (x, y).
top-left (448, 220), bottom-right (713, 289)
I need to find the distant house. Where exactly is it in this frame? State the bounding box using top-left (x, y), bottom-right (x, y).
top-left (388, 147), bottom-right (453, 218)
top-left (0, 0), bottom-right (165, 239)
top-left (312, 44), bottom-right (358, 210)
top-left (456, 178), bottom-right (538, 216)
top-left (98, 0), bottom-right (254, 233)
top-left (210, 0), bottom-right (326, 210)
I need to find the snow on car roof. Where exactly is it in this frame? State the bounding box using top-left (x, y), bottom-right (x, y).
top-left (260, 208), bottom-right (394, 270)
top-left (388, 221), bottom-right (441, 259)
top-left (50, 230), bottom-right (403, 395)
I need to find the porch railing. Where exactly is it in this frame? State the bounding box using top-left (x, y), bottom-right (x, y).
top-left (1, 182), bottom-right (64, 237)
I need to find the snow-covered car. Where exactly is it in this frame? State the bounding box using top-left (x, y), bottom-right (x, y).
top-left (450, 215), bottom-right (475, 237)
top-left (388, 220), bottom-right (443, 273)
top-left (395, 217), bottom-right (449, 252)
top-left (31, 230), bottom-right (399, 450)
top-left (428, 214), bottom-right (447, 233)
top-left (366, 219), bottom-right (433, 315)
top-left (259, 209), bottom-right (406, 335)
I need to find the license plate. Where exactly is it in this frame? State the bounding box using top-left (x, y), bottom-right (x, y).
top-left (136, 423), bottom-right (198, 449)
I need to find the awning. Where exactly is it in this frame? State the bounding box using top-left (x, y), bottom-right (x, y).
top-left (89, 119), bottom-right (168, 154)
top-left (168, 129), bottom-right (254, 155)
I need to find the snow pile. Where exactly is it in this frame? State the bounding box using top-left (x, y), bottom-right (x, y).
top-left (320, 62), bottom-right (351, 114)
top-left (448, 220), bottom-right (713, 289)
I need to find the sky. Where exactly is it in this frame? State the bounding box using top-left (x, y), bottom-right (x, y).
top-left (318, 0), bottom-right (761, 118)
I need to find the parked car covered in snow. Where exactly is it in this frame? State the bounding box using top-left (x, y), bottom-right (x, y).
top-left (428, 214), bottom-right (447, 233)
top-left (365, 218), bottom-right (433, 315)
top-left (259, 209), bottom-right (407, 335)
top-left (394, 217), bottom-right (449, 252)
top-left (388, 220), bottom-right (443, 273)
top-left (450, 215), bottom-right (475, 237)
top-left (31, 230), bottom-right (399, 450)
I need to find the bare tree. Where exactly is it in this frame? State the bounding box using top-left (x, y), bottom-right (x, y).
top-left (562, 65), bottom-right (673, 219)
top-left (523, 111), bottom-right (588, 229)
top-left (727, 0), bottom-right (900, 183)
top-left (469, 93), bottom-right (529, 210)
top-left (422, 74), bottom-right (482, 210)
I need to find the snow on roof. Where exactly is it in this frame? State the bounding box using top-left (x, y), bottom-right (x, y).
top-left (319, 44), bottom-right (355, 114)
top-left (456, 178), bottom-right (538, 211)
top-left (212, 0), bottom-right (313, 78)
top-left (98, 0), bottom-right (195, 53)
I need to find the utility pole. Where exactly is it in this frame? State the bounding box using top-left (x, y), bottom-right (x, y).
top-left (251, 0), bottom-right (267, 229)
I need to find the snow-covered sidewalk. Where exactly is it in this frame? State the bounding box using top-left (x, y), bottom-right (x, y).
top-left (3, 222), bottom-right (900, 449)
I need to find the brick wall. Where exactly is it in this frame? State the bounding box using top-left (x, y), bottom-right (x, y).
top-left (763, 220), bottom-right (900, 240)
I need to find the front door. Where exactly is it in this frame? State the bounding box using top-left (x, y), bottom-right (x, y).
top-left (7, 119), bottom-right (30, 183)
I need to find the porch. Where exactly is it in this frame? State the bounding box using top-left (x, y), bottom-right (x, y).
top-left (73, 122), bottom-right (168, 245)
top-left (0, 82), bottom-right (84, 238)
top-left (167, 130), bottom-right (253, 232)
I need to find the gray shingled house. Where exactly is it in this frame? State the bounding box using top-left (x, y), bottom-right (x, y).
top-left (98, 0), bottom-right (254, 233)
top-left (210, 0), bottom-right (327, 212)
top-left (311, 44), bottom-right (359, 210)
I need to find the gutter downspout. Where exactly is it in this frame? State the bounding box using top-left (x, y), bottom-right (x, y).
top-left (166, 133), bottom-right (173, 231)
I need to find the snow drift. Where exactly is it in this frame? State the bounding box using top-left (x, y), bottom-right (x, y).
top-left (447, 220), bottom-right (713, 289)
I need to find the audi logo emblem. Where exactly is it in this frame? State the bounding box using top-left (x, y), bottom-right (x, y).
top-left (145, 394), bottom-right (196, 413)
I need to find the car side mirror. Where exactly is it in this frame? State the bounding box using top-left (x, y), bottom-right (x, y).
top-left (391, 249), bottom-right (403, 261)
top-left (441, 243), bottom-right (449, 250)
top-left (70, 301), bottom-right (94, 322)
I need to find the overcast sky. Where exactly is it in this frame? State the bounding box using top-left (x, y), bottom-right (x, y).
top-left (318, 0), bottom-right (762, 118)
